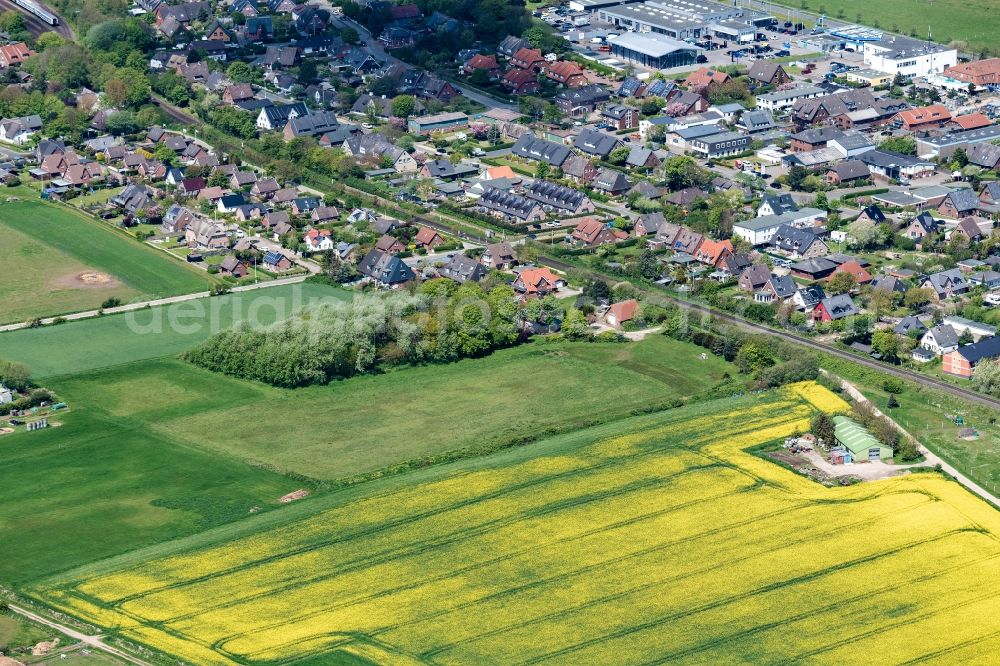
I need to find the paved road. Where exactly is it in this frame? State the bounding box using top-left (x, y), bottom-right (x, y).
top-left (8, 604), bottom-right (150, 666)
top-left (0, 276), bottom-right (309, 333)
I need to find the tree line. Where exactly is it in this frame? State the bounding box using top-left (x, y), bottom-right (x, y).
top-left (184, 281), bottom-right (529, 388)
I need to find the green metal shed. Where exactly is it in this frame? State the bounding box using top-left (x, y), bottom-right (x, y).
top-left (832, 415), bottom-right (893, 461)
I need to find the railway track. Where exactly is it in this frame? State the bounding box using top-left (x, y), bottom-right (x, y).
top-left (537, 254), bottom-right (1000, 411)
top-left (0, 0), bottom-right (72, 39)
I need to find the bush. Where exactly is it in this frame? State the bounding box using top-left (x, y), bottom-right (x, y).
top-left (882, 377), bottom-right (904, 394)
top-left (0, 359), bottom-right (32, 391)
top-left (101, 297), bottom-right (122, 309)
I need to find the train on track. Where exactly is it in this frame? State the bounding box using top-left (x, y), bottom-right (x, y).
top-left (12, 0), bottom-right (58, 25)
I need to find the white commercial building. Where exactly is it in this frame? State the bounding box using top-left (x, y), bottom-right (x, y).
top-left (862, 36), bottom-right (957, 79)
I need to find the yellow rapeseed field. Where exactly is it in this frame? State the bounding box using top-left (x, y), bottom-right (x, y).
top-left (32, 382), bottom-right (1000, 665)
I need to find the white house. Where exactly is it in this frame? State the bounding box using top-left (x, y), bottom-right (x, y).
top-left (0, 384), bottom-right (12, 405)
top-left (920, 324), bottom-right (960, 356)
top-left (862, 36), bottom-right (957, 79)
top-left (733, 207), bottom-right (827, 246)
top-left (754, 85), bottom-right (824, 112)
top-left (0, 115), bottom-right (42, 145)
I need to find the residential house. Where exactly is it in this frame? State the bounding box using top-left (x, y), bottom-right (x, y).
top-left (343, 134), bottom-right (417, 172)
top-left (545, 61), bottom-right (586, 87)
top-left (892, 104), bottom-right (951, 131)
top-left (694, 239), bottom-right (733, 267)
top-left (511, 134), bottom-right (571, 167)
top-left (683, 67), bottom-right (729, 90)
top-left (524, 180), bottom-right (594, 215)
top-left (739, 264), bottom-right (771, 291)
top-left (438, 254), bottom-right (485, 284)
top-left (375, 234), bottom-right (405, 254)
top-left (513, 267), bottom-right (566, 297)
top-left (894, 315), bottom-right (927, 336)
top-left (923, 268), bottom-right (969, 300)
top-left (921, 324), bottom-right (960, 356)
top-left (602, 104), bottom-right (639, 130)
top-left (943, 337), bottom-right (1000, 378)
top-left (482, 242), bottom-right (517, 269)
top-left (414, 227), bottom-right (444, 249)
top-left (510, 47), bottom-right (545, 71)
top-left (359, 249), bottom-right (415, 287)
top-left (497, 35), bottom-right (532, 59)
top-left (573, 128), bottom-right (622, 158)
top-left (555, 85), bottom-right (612, 116)
top-left (592, 168), bottom-right (631, 195)
top-left (812, 294), bottom-right (859, 322)
top-left (0, 115), bottom-right (41, 144)
top-left (503, 68), bottom-right (540, 95)
top-left (161, 205), bottom-right (195, 234)
top-left (256, 102), bottom-right (307, 130)
top-left (463, 54), bottom-right (500, 78)
top-left (0, 42), bottom-right (34, 68)
top-left (770, 225), bottom-right (828, 259)
top-left (571, 218), bottom-right (627, 247)
top-left (903, 211), bottom-right (939, 240)
top-left (951, 216), bottom-right (985, 243)
top-left (303, 229), bottom-right (334, 253)
top-left (829, 260), bottom-right (872, 285)
top-left (747, 61), bottom-right (789, 87)
top-left (219, 255), bottom-right (248, 278)
top-left (263, 250), bottom-right (293, 272)
top-left (605, 299), bottom-right (638, 328)
top-left (478, 187), bottom-right (545, 224)
top-left (185, 219), bottom-right (229, 249)
top-left (310, 206), bottom-right (339, 224)
top-left (826, 160), bottom-right (870, 186)
top-left (938, 189), bottom-right (981, 220)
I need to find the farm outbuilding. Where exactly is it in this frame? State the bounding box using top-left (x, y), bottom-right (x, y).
top-left (833, 416), bottom-right (893, 461)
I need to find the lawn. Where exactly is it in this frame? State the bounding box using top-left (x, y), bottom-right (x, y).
top-left (0, 335), bottom-right (733, 588)
top-left (0, 405), bottom-right (298, 586)
top-left (0, 223), bottom-right (138, 324)
top-left (823, 356), bottom-right (1000, 495)
top-left (51, 335), bottom-right (736, 481)
top-left (0, 611), bottom-right (64, 653)
top-left (0, 197), bottom-right (214, 323)
top-left (31, 382), bottom-right (1000, 666)
top-left (769, 0), bottom-right (1000, 55)
top-left (0, 282), bottom-right (350, 378)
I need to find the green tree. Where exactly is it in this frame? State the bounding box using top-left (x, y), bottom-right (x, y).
top-left (340, 26), bottom-right (359, 44)
top-left (735, 341), bottom-right (774, 374)
top-left (878, 136), bottom-right (917, 155)
top-left (972, 359), bottom-right (1000, 397)
top-left (0, 358), bottom-right (31, 392)
top-left (810, 412), bottom-right (836, 446)
top-left (871, 328), bottom-right (900, 362)
top-left (609, 146), bottom-right (630, 165)
top-left (636, 248), bottom-right (659, 280)
top-left (828, 271), bottom-right (857, 295)
top-left (561, 308), bottom-right (590, 339)
top-left (391, 94), bottom-right (416, 119)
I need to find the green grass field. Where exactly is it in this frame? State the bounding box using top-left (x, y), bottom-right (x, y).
top-left (0, 223), bottom-right (139, 324)
top-left (0, 611), bottom-right (63, 653)
top-left (31, 383), bottom-right (1000, 666)
top-left (770, 0), bottom-right (1000, 54)
top-left (0, 335), bottom-right (734, 588)
top-left (51, 336), bottom-right (735, 481)
top-left (0, 198), bottom-right (214, 324)
top-left (0, 282), bottom-right (350, 378)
